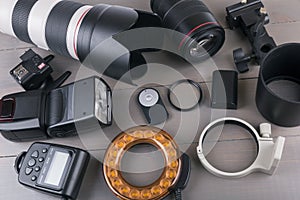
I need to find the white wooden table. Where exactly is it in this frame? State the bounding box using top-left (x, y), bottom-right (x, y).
top-left (0, 0), bottom-right (300, 200)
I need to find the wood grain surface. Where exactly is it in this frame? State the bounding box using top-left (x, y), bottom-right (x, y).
top-left (0, 0), bottom-right (299, 200)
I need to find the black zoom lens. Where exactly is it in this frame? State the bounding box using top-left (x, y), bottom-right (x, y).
top-left (151, 0), bottom-right (225, 62)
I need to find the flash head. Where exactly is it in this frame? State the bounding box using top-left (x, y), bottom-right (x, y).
top-left (0, 76), bottom-right (112, 141)
top-left (95, 78), bottom-right (112, 125)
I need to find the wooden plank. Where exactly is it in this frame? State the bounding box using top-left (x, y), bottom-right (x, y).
top-left (0, 34), bottom-right (34, 51)
top-left (1, 136), bottom-right (300, 200)
top-left (0, 1), bottom-right (300, 199)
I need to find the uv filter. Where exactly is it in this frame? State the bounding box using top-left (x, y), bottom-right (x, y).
top-left (168, 79), bottom-right (203, 111)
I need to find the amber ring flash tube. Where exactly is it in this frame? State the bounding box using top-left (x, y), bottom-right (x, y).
top-left (103, 126), bottom-right (190, 200)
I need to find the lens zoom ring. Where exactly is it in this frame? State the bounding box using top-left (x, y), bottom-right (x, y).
top-left (12, 0), bottom-right (38, 44)
top-left (163, 1), bottom-right (211, 30)
top-left (76, 5), bottom-right (109, 61)
top-left (46, 1), bottom-right (84, 57)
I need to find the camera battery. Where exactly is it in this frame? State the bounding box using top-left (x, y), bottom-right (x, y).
top-left (211, 70), bottom-right (238, 110)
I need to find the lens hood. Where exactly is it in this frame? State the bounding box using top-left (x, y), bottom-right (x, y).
top-left (256, 43), bottom-right (300, 127)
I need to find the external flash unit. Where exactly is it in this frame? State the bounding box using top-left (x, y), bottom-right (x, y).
top-left (0, 76), bottom-right (112, 142)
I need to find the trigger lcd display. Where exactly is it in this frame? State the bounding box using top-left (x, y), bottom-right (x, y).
top-left (44, 151), bottom-right (70, 186)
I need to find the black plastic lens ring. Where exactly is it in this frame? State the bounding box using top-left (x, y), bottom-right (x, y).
top-left (168, 79), bottom-right (203, 111)
top-left (256, 43), bottom-right (300, 127)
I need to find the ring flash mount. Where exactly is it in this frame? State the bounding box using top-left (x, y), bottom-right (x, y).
top-left (197, 117), bottom-right (285, 178)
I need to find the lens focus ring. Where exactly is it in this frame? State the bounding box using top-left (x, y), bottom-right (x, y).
top-left (12, 0), bottom-right (38, 43)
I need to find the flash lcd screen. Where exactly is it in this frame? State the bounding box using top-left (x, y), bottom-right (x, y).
top-left (44, 151), bottom-right (69, 186)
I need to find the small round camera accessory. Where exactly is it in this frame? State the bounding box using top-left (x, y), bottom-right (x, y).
top-left (103, 126), bottom-right (191, 200)
top-left (168, 79), bottom-right (203, 111)
top-left (197, 117), bottom-right (285, 178)
top-left (138, 88), bottom-right (168, 125)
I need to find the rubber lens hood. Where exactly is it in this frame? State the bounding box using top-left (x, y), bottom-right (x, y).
top-left (256, 43), bottom-right (300, 127)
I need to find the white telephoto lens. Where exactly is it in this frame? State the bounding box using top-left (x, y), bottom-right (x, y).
top-left (0, 0), bottom-right (19, 36)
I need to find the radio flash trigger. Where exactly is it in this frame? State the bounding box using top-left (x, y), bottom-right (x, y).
top-left (138, 88), bottom-right (169, 125)
top-left (10, 49), bottom-right (71, 91)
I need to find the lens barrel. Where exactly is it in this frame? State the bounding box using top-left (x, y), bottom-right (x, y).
top-left (151, 0), bottom-right (225, 62)
top-left (0, 0), bottom-right (162, 81)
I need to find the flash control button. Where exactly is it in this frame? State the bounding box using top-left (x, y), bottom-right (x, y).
top-left (42, 149), bottom-right (48, 153)
top-left (31, 151), bottom-right (39, 158)
top-left (28, 159), bottom-right (36, 167)
top-left (34, 166), bottom-right (40, 172)
top-left (25, 168), bottom-right (33, 175)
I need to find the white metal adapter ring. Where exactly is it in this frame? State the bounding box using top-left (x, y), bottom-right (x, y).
top-left (197, 117), bottom-right (285, 178)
